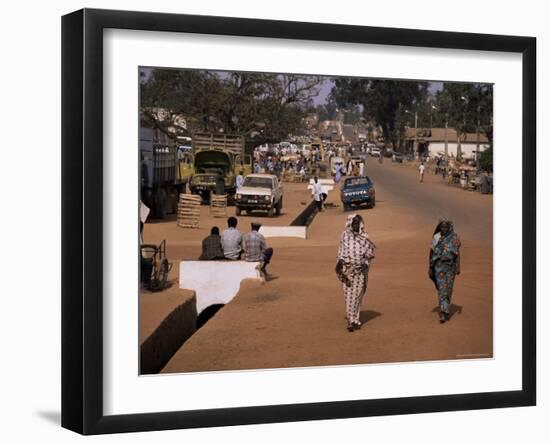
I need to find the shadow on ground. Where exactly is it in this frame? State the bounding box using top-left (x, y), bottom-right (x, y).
top-left (360, 310), bottom-right (383, 323)
top-left (431, 304), bottom-right (463, 319)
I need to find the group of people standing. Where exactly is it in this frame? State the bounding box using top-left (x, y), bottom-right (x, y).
top-left (336, 214), bottom-right (462, 331)
top-left (199, 217), bottom-right (274, 278)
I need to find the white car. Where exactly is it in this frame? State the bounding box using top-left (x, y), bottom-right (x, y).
top-left (235, 174), bottom-right (283, 217)
top-left (370, 147), bottom-right (382, 157)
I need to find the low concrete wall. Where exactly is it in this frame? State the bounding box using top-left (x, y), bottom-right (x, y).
top-left (179, 261), bottom-right (261, 314)
top-left (140, 288), bottom-right (197, 374)
top-left (290, 200), bottom-right (318, 226)
top-left (259, 225), bottom-right (307, 239)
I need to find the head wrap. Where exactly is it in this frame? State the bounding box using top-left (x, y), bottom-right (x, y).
top-left (432, 217), bottom-right (454, 237)
top-left (345, 213), bottom-right (367, 237)
top-left (431, 217), bottom-right (459, 252)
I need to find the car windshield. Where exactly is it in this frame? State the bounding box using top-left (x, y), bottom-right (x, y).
top-left (243, 177), bottom-right (273, 188)
top-left (345, 177), bottom-right (371, 187)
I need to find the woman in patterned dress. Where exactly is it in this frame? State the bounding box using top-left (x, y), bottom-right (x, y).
top-left (335, 214), bottom-right (376, 332)
top-left (429, 218), bottom-right (461, 323)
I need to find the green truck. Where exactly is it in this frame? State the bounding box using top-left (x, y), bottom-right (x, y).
top-left (189, 133), bottom-right (252, 202)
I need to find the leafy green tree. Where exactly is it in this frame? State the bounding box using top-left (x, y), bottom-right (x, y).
top-left (331, 79), bottom-right (428, 149)
top-left (435, 83), bottom-right (493, 160)
top-left (479, 146), bottom-right (493, 172)
top-left (140, 69), bottom-right (323, 141)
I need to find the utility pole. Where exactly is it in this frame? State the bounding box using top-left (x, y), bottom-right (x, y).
top-left (476, 102), bottom-right (481, 172)
top-left (444, 113), bottom-right (448, 159)
top-left (414, 111), bottom-right (418, 159)
top-left (405, 109), bottom-right (419, 159)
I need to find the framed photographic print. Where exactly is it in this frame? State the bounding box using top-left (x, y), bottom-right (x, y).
top-left (62, 8), bottom-right (536, 435)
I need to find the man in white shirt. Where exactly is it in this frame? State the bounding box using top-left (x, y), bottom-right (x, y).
top-left (312, 176), bottom-right (323, 211)
top-left (419, 162), bottom-right (425, 183)
top-left (236, 171), bottom-right (244, 190)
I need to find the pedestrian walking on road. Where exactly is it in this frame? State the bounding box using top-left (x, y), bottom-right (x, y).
top-left (429, 218), bottom-right (461, 323)
top-left (335, 214), bottom-right (376, 332)
top-left (419, 162), bottom-right (425, 182)
top-left (312, 176), bottom-right (324, 211)
top-left (359, 159), bottom-right (365, 176)
top-left (236, 170), bottom-right (244, 191)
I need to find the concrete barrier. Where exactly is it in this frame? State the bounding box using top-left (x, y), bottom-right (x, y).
top-left (259, 225), bottom-right (307, 239)
top-left (179, 261), bottom-right (262, 314)
top-left (140, 289), bottom-right (197, 374)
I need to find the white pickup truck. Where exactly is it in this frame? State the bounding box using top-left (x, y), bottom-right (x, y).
top-left (234, 173), bottom-right (283, 217)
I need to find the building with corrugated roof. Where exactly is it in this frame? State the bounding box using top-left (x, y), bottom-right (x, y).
top-left (404, 127), bottom-right (490, 159)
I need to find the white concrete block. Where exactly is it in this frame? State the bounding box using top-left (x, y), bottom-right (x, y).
top-left (259, 226), bottom-right (307, 239)
top-left (307, 184), bottom-right (334, 193)
top-left (309, 178), bottom-right (335, 186)
top-left (308, 178), bottom-right (335, 195)
top-left (179, 261), bottom-right (261, 314)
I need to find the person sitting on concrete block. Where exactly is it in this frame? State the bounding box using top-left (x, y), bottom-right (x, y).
top-left (243, 220), bottom-right (274, 278)
top-left (221, 216), bottom-right (242, 260)
top-left (199, 226), bottom-right (225, 261)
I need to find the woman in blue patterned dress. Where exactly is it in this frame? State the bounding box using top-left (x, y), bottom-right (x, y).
top-left (336, 214), bottom-right (376, 332)
top-left (429, 218), bottom-right (461, 323)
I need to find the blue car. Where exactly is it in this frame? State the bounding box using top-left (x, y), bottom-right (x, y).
top-left (340, 176), bottom-right (376, 211)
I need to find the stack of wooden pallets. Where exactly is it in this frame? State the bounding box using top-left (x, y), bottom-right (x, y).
top-left (209, 194), bottom-right (227, 218)
top-left (177, 194), bottom-right (201, 228)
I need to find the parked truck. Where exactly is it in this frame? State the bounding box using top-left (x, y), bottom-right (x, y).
top-left (188, 133), bottom-right (252, 202)
top-left (140, 128), bottom-right (193, 218)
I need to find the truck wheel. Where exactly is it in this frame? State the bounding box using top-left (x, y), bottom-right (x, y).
top-left (236, 207), bottom-right (241, 216)
top-left (343, 203), bottom-right (351, 212)
top-left (267, 206), bottom-right (275, 217)
top-left (276, 197), bottom-right (282, 215)
top-left (155, 189), bottom-right (167, 219)
top-left (370, 197), bottom-right (376, 208)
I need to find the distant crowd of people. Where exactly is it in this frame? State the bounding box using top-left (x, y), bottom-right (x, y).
top-left (199, 217), bottom-right (274, 279)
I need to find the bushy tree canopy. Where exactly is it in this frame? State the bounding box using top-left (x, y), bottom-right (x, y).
top-left (140, 69), bottom-right (323, 141)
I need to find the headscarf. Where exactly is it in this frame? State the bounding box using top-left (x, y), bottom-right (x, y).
top-left (338, 214), bottom-right (375, 267)
top-left (345, 213), bottom-right (367, 237)
top-left (430, 217), bottom-right (461, 260)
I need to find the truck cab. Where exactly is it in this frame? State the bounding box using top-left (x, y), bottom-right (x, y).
top-left (234, 174), bottom-right (283, 217)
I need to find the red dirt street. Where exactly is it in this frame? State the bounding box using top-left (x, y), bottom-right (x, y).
top-left (142, 159), bottom-right (493, 374)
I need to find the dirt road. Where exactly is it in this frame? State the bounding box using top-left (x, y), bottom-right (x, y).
top-left (148, 160), bottom-right (493, 374)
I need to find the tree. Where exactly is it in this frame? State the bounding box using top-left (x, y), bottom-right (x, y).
top-left (139, 69), bottom-right (323, 141)
top-left (331, 79), bottom-right (428, 149)
top-left (479, 146), bottom-right (493, 172)
top-left (435, 83), bottom-right (493, 160)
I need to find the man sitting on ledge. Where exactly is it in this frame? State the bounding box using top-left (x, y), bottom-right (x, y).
top-left (243, 220), bottom-right (274, 279)
top-left (199, 226), bottom-right (225, 260)
top-left (221, 216), bottom-right (242, 260)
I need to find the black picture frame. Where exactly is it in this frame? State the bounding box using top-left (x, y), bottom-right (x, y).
top-left (62, 8), bottom-right (536, 435)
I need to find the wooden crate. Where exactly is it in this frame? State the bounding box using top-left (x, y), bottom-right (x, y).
top-left (177, 194), bottom-right (201, 228)
top-left (210, 194), bottom-right (227, 218)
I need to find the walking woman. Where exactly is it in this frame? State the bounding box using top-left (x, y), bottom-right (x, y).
top-left (429, 218), bottom-right (461, 323)
top-left (335, 214), bottom-right (376, 332)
